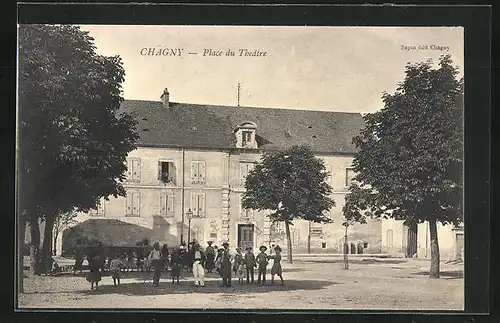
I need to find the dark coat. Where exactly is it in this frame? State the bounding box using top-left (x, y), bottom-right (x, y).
top-left (190, 249), bottom-right (207, 267)
top-left (220, 249), bottom-right (232, 278)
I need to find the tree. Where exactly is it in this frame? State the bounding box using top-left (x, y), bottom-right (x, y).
top-left (242, 145), bottom-right (335, 264)
top-left (343, 55), bottom-right (463, 278)
top-left (52, 211), bottom-right (78, 256)
top-left (18, 25), bottom-right (139, 280)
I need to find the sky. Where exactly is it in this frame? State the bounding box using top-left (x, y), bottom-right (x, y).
top-left (80, 25), bottom-right (463, 114)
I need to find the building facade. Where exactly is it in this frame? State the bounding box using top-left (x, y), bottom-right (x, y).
top-left (58, 88), bottom-right (385, 254)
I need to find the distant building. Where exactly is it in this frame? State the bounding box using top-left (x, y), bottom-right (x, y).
top-left (57, 88), bottom-right (383, 255)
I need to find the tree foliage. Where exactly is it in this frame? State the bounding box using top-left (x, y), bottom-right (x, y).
top-left (18, 25), bottom-right (139, 276)
top-left (242, 145), bottom-right (335, 263)
top-left (343, 55), bottom-right (463, 278)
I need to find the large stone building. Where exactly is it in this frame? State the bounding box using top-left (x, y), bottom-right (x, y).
top-left (58, 88), bottom-right (384, 255)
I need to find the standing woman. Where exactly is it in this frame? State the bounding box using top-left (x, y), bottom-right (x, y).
top-left (270, 245), bottom-right (284, 285)
top-left (161, 243), bottom-right (170, 271)
top-left (205, 241), bottom-right (215, 273)
top-left (86, 248), bottom-right (102, 291)
top-left (73, 245), bottom-right (84, 275)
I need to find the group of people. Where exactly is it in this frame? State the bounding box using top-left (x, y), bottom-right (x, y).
top-left (81, 240), bottom-right (284, 290)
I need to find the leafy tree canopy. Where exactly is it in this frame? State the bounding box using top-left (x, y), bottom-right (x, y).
top-left (242, 145), bottom-right (335, 224)
top-left (18, 25), bottom-right (139, 220)
top-left (343, 55), bottom-right (463, 227)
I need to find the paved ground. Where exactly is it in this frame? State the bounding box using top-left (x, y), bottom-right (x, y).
top-left (18, 258), bottom-right (463, 310)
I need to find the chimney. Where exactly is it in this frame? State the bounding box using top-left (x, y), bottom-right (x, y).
top-left (160, 88), bottom-right (169, 108)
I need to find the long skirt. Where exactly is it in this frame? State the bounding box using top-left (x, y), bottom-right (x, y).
top-left (86, 268), bottom-right (102, 283)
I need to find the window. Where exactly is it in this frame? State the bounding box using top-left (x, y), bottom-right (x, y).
top-left (292, 229), bottom-right (300, 246)
top-left (158, 161), bottom-right (175, 184)
top-left (193, 228), bottom-right (204, 243)
top-left (90, 198), bottom-right (105, 216)
top-left (191, 161), bottom-right (206, 184)
top-left (126, 192), bottom-right (140, 216)
top-left (210, 232), bottom-right (218, 239)
top-left (190, 193), bottom-right (206, 217)
top-left (346, 167), bottom-right (355, 187)
top-left (242, 131), bottom-right (253, 147)
top-left (177, 222), bottom-right (184, 237)
top-left (325, 165), bottom-right (332, 186)
top-left (126, 158), bottom-right (141, 182)
top-left (159, 192), bottom-right (174, 217)
top-left (310, 223), bottom-right (323, 236)
top-left (387, 229), bottom-right (394, 248)
top-left (240, 194), bottom-right (254, 219)
top-left (239, 162), bottom-right (255, 185)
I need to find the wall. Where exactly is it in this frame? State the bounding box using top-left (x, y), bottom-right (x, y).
top-left (60, 147), bottom-right (383, 255)
top-left (417, 222), bottom-right (463, 261)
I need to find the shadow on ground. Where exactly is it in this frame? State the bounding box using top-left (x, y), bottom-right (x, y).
top-left (72, 279), bottom-right (340, 296)
top-left (412, 270), bottom-right (463, 279)
top-left (303, 259), bottom-right (408, 265)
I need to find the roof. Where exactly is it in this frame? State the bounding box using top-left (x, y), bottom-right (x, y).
top-left (118, 100), bottom-right (365, 154)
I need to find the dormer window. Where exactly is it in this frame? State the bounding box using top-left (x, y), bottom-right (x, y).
top-left (234, 121), bottom-right (258, 149)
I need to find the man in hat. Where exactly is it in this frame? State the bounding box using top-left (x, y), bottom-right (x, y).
top-left (244, 246), bottom-right (257, 284)
top-left (190, 242), bottom-right (206, 287)
top-left (256, 245), bottom-right (269, 285)
top-left (205, 241), bottom-right (216, 273)
top-left (148, 242), bottom-right (162, 287)
top-left (220, 241), bottom-right (233, 287)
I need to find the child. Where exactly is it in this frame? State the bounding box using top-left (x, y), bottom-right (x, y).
top-left (270, 245), bottom-right (284, 285)
top-left (237, 259), bottom-right (246, 284)
top-left (170, 247), bottom-right (183, 285)
top-left (256, 245), bottom-right (269, 285)
top-left (110, 254), bottom-right (126, 287)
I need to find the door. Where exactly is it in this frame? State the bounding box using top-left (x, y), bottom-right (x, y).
top-left (406, 222), bottom-right (418, 258)
top-left (238, 224), bottom-right (254, 250)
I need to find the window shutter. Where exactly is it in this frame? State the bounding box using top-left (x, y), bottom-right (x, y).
top-left (199, 193), bottom-right (205, 217)
top-left (240, 163), bottom-right (246, 184)
top-left (239, 194), bottom-right (244, 218)
top-left (126, 160), bottom-right (133, 179)
top-left (168, 194), bottom-right (174, 216)
top-left (198, 162), bottom-right (206, 183)
top-left (170, 163), bottom-right (176, 183)
top-left (190, 193), bottom-right (196, 215)
top-left (133, 193), bottom-right (140, 215)
top-left (126, 193), bottom-right (132, 214)
top-left (325, 165), bottom-right (332, 185)
top-left (136, 159), bottom-right (141, 181)
top-left (160, 193), bottom-right (166, 215)
top-left (158, 161), bottom-right (162, 181)
top-left (191, 162), bottom-right (197, 183)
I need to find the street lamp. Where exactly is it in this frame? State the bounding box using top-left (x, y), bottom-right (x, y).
top-left (186, 209), bottom-right (193, 250)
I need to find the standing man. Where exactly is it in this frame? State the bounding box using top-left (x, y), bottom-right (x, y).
top-left (244, 247), bottom-right (257, 284)
top-left (191, 242), bottom-right (206, 287)
top-left (205, 241), bottom-right (216, 273)
top-left (148, 242), bottom-right (162, 287)
top-left (220, 241), bottom-right (233, 287)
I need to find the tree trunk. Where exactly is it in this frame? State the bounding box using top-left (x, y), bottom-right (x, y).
top-left (429, 219), bottom-right (440, 278)
top-left (18, 212), bottom-right (26, 293)
top-left (53, 228), bottom-right (59, 256)
top-left (29, 214), bottom-right (41, 275)
top-left (41, 216), bottom-right (55, 273)
top-left (284, 220), bottom-right (293, 264)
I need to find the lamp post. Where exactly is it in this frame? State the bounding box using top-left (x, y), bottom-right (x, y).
top-left (342, 220), bottom-right (352, 270)
top-left (186, 209), bottom-right (193, 251)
